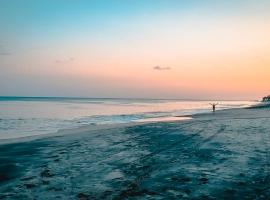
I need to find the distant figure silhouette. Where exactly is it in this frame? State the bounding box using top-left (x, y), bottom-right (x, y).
top-left (210, 103), bottom-right (218, 112)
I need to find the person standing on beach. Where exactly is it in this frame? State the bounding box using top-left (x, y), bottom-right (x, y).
top-left (210, 103), bottom-right (218, 112)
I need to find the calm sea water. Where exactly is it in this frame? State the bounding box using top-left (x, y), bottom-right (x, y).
top-left (0, 97), bottom-right (256, 140)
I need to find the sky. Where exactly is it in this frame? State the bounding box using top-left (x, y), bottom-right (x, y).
top-left (0, 0), bottom-right (270, 100)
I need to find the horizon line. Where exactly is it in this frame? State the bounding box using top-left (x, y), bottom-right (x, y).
top-left (0, 95), bottom-right (258, 102)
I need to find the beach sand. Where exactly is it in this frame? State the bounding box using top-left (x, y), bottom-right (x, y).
top-left (0, 107), bottom-right (269, 199)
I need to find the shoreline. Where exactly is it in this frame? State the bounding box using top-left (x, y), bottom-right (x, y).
top-left (0, 115), bottom-right (194, 146)
top-left (0, 105), bottom-right (260, 145)
top-left (0, 99), bottom-right (257, 145)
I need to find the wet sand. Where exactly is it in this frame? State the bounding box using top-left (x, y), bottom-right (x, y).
top-left (0, 107), bottom-right (269, 199)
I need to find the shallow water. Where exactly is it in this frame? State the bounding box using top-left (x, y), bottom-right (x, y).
top-left (0, 97), bottom-right (255, 139)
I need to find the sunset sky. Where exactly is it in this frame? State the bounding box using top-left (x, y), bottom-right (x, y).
top-left (0, 0), bottom-right (270, 100)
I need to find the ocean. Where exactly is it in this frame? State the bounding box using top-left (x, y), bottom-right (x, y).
top-left (0, 97), bottom-right (256, 140)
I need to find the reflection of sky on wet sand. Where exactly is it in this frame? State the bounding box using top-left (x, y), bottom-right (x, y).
top-left (135, 116), bottom-right (192, 123)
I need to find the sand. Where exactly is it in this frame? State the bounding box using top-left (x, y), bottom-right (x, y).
top-left (0, 107), bottom-right (269, 199)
